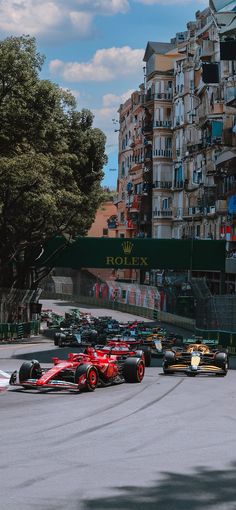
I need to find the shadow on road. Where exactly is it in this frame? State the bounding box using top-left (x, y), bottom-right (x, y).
top-left (82, 462), bottom-right (236, 510)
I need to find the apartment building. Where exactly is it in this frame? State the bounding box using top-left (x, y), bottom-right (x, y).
top-left (143, 42), bottom-right (179, 239)
top-left (113, 0), bottom-right (236, 291)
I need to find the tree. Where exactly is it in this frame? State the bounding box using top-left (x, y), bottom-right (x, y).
top-left (0, 35), bottom-right (107, 291)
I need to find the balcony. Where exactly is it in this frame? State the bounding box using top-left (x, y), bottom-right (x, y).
top-left (186, 142), bottom-right (204, 154)
top-left (173, 180), bottom-right (184, 189)
top-left (145, 92), bottom-right (173, 102)
top-left (181, 206), bottom-right (216, 218)
top-left (153, 181), bottom-right (172, 189)
top-left (154, 120), bottom-right (172, 129)
top-left (200, 40), bottom-right (214, 61)
top-left (153, 149), bottom-right (172, 159)
top-left (153, 209), bottom-right (173, 218)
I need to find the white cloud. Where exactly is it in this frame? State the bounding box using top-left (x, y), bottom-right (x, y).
top-left (135, 0), bottom-right (207, 4)
top-left (0, 0), bottom-right (129, 38)
top-left (0, 0), bottom-right (63, 35)
top-left (69, 11), bottom-right (93, 35)
top-left (74, 0), bottom-right (129, 15)
top-left (102, 89), bottom-right (135, 107)
top-left (49, 46), bottom-right (144, 82)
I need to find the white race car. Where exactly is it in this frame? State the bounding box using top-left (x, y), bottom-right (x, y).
top-left (0, 369), bottom-right (10, 393)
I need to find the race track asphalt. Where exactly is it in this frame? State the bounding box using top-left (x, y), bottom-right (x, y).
top-left (1, 300), bottom-right (236, 510)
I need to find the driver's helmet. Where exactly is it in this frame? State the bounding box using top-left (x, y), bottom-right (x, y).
top-left (84, 347), bottom-right (96, 357)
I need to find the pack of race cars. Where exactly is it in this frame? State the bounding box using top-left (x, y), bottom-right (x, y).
top-left (0, 308), bottom-right (229, 394)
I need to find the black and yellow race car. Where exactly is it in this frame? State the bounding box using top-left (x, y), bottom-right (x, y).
top-left (163, 338), bottom-right (229, 376)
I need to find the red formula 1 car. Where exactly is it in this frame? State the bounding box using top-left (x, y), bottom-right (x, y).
top-left (100, 339), bottom-right (152, 367)
top-left (9, 347), bottom-right (145, 392)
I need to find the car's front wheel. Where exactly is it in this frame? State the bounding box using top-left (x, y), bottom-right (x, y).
top-left (19, 360), bottom-right (42, 384)
top-left (74, 364), bottom-right (98, 391)
top-left (163, 350), bottom-right (176, 374)
top-left (214, 352), bottom-right (229, 375)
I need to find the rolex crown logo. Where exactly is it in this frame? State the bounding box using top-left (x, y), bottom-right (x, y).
top-left (122, 241), bottom-right (133, 255)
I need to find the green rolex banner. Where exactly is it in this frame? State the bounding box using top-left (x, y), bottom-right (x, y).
top-left (37, 237), bottom-right (226, 271)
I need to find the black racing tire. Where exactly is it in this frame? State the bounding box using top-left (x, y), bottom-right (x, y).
top-left (74, 363), bottom-right (98, 391)
top-left (58, 334), bottom-right (66, 348)
top-left (54, 333), bottom-right (60, 346)
top-left (214, 352), bottom-right (229, 374)
top-left (163, 350), bottom-right (176, 374)
top-left (123, 357), bottom-right (145, 383)
top-left (19, 360), bottom-right (42, 384)
top-left (140, 346), bottom-right (152, 367)
top-left (163, 350), bottom-right (176, 365)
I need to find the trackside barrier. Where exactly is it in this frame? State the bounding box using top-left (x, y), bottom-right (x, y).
top-left (194, 328), bottom-right (236, 354)
top-left (0, 321), bottom-right (40, 342)
top-left (153, 309), bottom-right (195, 331)
top-left (40, 291), bottom-right (236, 354)
top-left (41, 292), bottom-right (195, 330)
top-left (41, 291), bottom-right (236, 352)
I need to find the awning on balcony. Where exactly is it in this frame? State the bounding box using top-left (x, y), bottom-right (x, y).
top-left (216, 149), bottom-right (236, 166)
top-left (220, 15), bottom-right (236, 35)
top-left (210, 0), bottom-right (236, 11)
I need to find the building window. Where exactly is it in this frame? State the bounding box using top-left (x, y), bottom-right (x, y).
top-left (193, 170), bottom-right (202, 184)
top-left (162, 198), bottom-right (170, 209)
top-left (103, 228), bottom-right (108, 236)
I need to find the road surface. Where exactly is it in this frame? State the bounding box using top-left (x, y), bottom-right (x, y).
top-left (0, 300), bottom-right (235, 510)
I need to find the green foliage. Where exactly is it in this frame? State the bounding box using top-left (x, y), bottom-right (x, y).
top-left (0, 35), bottom-right (107, 288)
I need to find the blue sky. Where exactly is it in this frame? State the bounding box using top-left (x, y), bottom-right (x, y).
top-left (0, 0), bottom-right (208, 188)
